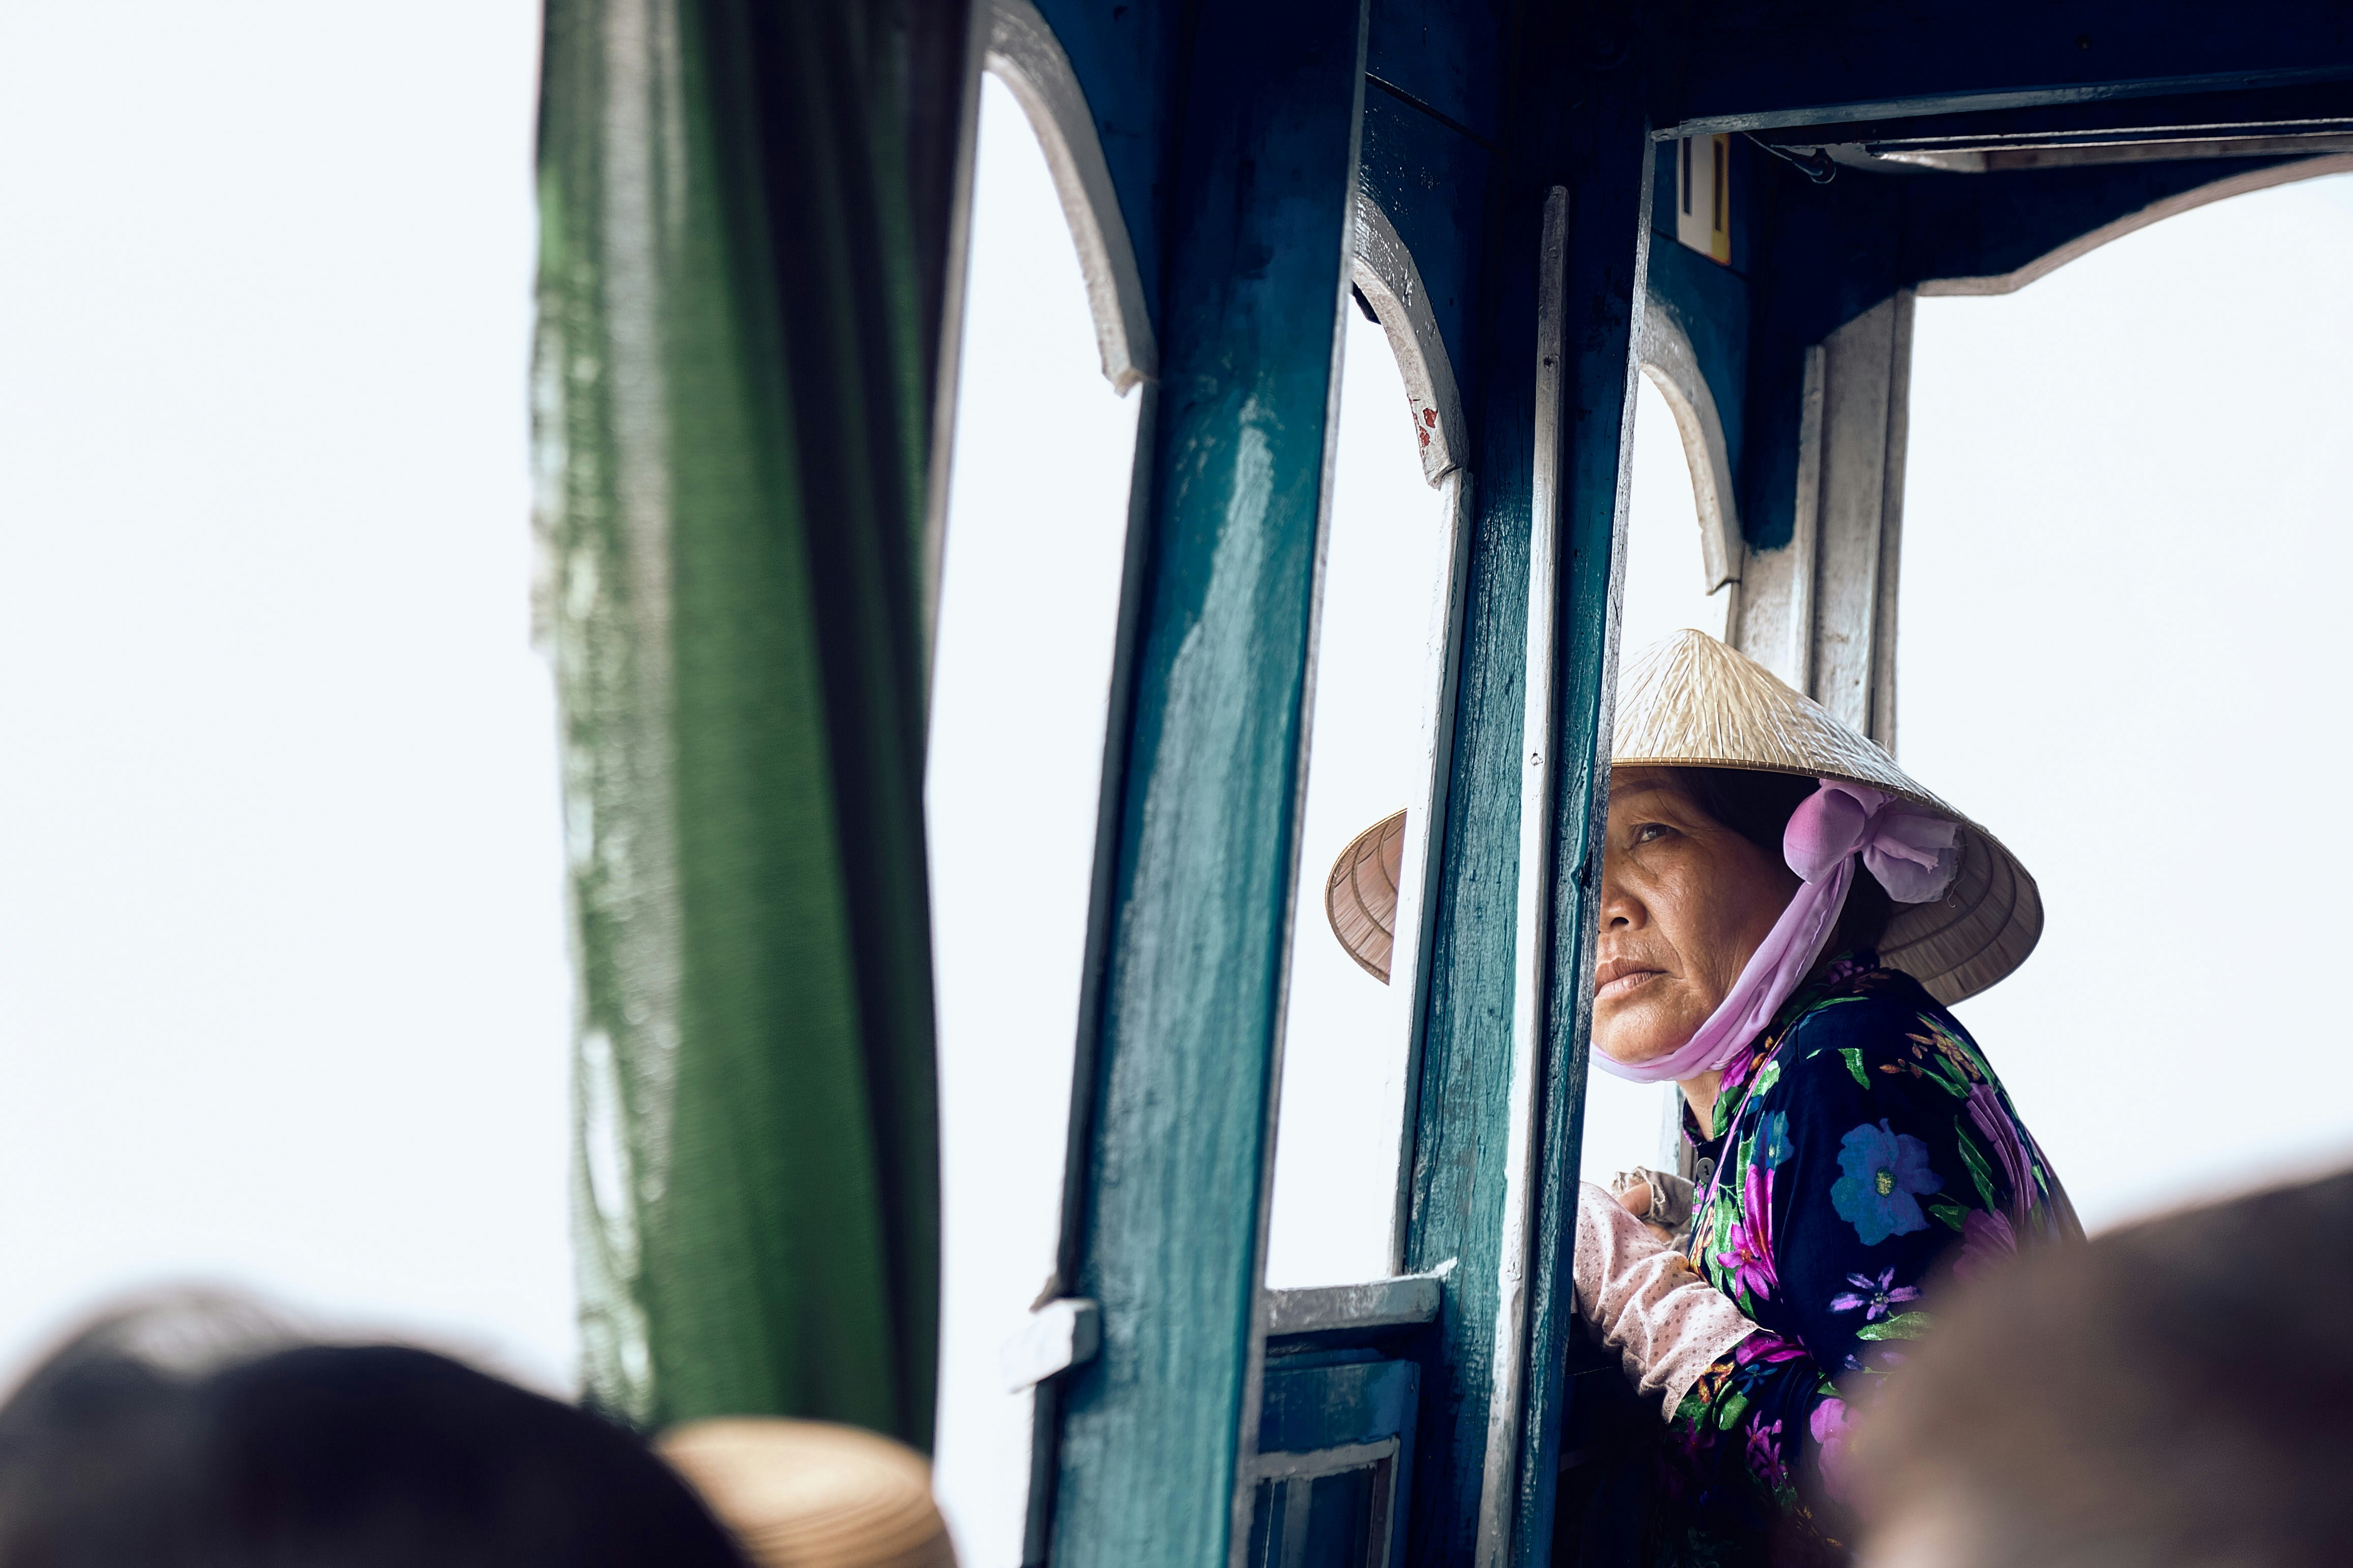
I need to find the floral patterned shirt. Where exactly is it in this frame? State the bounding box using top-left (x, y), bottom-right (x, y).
top-left (1656, 954), bottom-right (2077, 1562)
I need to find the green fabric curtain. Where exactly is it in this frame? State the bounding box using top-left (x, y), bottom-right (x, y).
top-left (534, 0), bottom-right (968, 1448)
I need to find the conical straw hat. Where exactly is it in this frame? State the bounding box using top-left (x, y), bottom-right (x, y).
top-left (659, 1418), bottom-right (957, 1568)
top-left (1326, 809), bottom-right (1407, 982)
top-left (1325, 630), bottom-right (2040, 1006)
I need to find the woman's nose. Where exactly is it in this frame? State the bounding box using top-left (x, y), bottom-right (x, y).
top-left (1598, 862), bottom-right (1640, 928)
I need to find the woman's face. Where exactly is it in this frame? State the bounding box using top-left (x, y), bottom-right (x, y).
top-left (1591, 768), bottom-right (1800, 1068)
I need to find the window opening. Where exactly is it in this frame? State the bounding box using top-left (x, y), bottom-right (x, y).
top-left (1262, 298), bottom-right (1459, 1290)
top-left (1899, 170), bottom-right (2353, 1231)
top-left (926, 72), bottom-right (1142, 1568)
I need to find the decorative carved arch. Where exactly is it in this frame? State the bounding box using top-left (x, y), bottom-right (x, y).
top-left (1923, 153), bottom-right (2353, 297)
top-left (1638, 303), bottom-right (1743, 593)
top-left (1351, 197), bottom-right (1467, 488)
top-left (983, 0), bottom-right (1158, 392)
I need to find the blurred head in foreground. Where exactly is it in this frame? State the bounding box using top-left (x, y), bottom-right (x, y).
top-left (0, 1296), bottom-right (747, 1568)
top-left (1853, 1169), bottom-right (2353, 1567)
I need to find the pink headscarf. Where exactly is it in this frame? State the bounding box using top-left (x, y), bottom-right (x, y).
top-left (1593, 780), bottom-right (1960, 1085)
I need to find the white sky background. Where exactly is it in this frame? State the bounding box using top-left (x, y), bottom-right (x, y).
top-left (1900, 172), bottom-right (2353, 1227)
top-left (927, 75), bottom-right (1139, 1568)
top-left (1, 12), bottom-right (2347, 1566)
top-left (0, 5), bottom-right (569, 1391)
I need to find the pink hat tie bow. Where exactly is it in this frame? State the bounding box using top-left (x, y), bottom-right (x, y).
top-left (1593, 780), bottom-right (1960, 1085)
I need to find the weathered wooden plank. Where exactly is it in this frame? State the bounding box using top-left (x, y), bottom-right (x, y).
top-left (985, 0), bottom-right (1160, 392)
top-left (1266, 1275), bottom-right (1446, 1338)
top-left (1807, 290), bottom-right (1905, 738)
top-left (1046, 4), bottom-right (1371, 1564)
top-left (1729, 291), bottom-right (1912, 750)
top-left (1871, 297), bottom-right (1912, 754)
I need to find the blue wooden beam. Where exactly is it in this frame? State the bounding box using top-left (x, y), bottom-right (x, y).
top-left (1366, 0), bottom-right (1513, 147)
top-left (1663, 0), bottom-right (2353, 135)
top-left (1751, 78), bottom-right (2353, 150)
top-left (1360, 88), bottom-right (1494, 420)
top-left (1046, 2), bottom-right (1371, 1564)
top-left (1031, 0), bottom-right (1183, 337)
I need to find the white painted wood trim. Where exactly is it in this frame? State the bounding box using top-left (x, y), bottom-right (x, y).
top-left (1727, 342), bottom-right (1824, 692)
top-left (1871, 295), bottom-right (1913, 754)
top-left (1725, 291), bottom-right (1916, 752)
top-left (1386, 467), bottom-right (1474, 1275)
top-left (1807, 293), bottom-right (1906, 736)
top-left (983, 0), bottom-right (1158, 392)
top-left (1638, 302), bottom-right (1743, 592)
top-left (1264, 1270), bottom-right (1446, 1336)
top-left (1353, 196), bottom-right (1467, 485)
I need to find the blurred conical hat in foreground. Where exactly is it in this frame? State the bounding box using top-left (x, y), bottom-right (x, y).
top-left (660, 1418), bottom-right (956, 1568)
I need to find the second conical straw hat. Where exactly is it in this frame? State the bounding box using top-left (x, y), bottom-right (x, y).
top-left (1325, 630), bottom-right (2041, 1006)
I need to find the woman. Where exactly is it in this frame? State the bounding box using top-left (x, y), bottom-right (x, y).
top-left (1328, 630), bottom-right (2076, 1562)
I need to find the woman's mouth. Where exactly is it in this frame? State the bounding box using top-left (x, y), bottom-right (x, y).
top-left (1593, 961), bottom-right (1664, 1002)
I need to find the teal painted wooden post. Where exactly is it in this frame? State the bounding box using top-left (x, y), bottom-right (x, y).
top-left (1047, 2), bottom-right (1371, 1563)
top-left (1513, 68), bottom-right (1655, 1568)
top-left (1399, 16), bottom-right (1651, 1563)
top-left (1398, 150), bottom-right (1546, 1568)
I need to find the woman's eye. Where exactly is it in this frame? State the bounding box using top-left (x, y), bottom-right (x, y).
top-left (1632, 823), bottom-right (1669, 845)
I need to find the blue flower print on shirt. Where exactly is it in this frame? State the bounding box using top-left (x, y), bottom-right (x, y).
top-left (1756, 1110), bottom-right (1794, 1170)
top-left (1830, 1118), bottom-right (1942, 1245)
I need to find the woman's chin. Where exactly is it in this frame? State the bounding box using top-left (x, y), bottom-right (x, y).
top-left (1592, 1004), bottom-right (1698, 1068)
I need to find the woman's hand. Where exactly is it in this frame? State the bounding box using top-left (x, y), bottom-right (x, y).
top-left (1573, 1183), bottom-right (1755, 1416)
top-left (1609, 1167), bottom-right (1694, 1244)
top-left (1616, 1180), bottom-right (1675, 1243)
